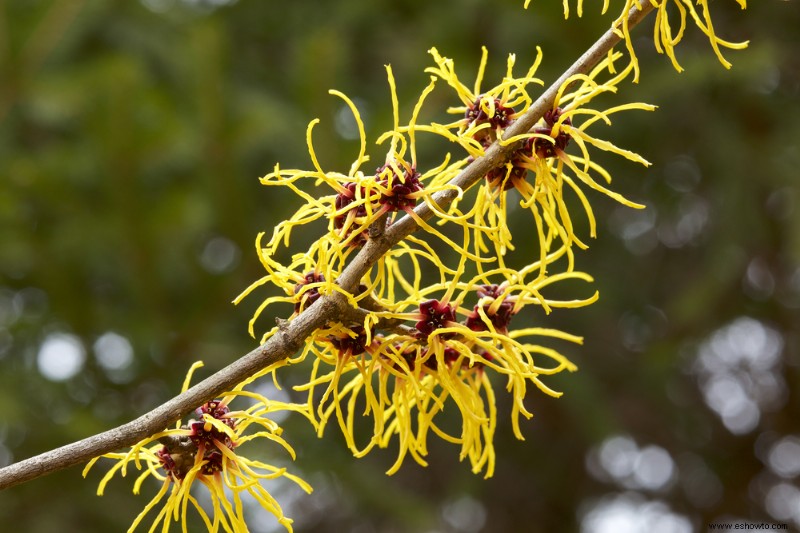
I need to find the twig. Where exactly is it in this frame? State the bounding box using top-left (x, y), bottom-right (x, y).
top-left (0, 1), bottom-right (654, 492)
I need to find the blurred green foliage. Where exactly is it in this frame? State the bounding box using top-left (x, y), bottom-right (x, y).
top-left (1, 1), bottom-right (798, 531)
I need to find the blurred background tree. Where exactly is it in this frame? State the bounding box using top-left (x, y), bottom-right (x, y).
top-left (0, 1), bottom-right (798, 531)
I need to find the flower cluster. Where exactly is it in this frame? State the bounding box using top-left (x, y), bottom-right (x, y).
top-left (84, 363), bottom-right (313, 532)
top-left (291, 266), bottom-right (595, 477)
top-left (423, 47), bottom-right (653, 274)
top-left (234, 39), bottom-right (658, 478)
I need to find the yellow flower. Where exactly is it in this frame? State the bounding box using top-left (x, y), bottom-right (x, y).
top-left (256, 65), bottom-right (467, 252)
top-left (424, 48), bottom-right (653, 274)
top-left (291, 250), bottom-right (597, 478)
top-left (236, 65), bottom-right (489, 342)
top-left (293, 327), bottom-right (502, 476)
top-left (421, 46), bottom-right (544, 157)
top-left (83, 362), bottom-right (313, 533)
top-left (646, 0), bottom-right (749, 73)
top-left (523, 1), bottom-right (748, 78)
top-left (390, 264), bottom-right (596, 440)
top-left (234, 234), bottom-right (353, 343)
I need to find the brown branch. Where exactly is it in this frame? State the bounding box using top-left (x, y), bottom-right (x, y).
top-left (0, 295), bottom-right (342, 490)
top-left (0, 1), bottom-right (654, 492)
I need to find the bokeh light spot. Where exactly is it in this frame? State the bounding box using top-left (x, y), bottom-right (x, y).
top-left (590, 436), bottom-right (675, 492)
top-left (441, 496), bottom-right (487, 533)
top-left (581, 493), bottom-right (692, 533)
top-left (765, 483), bottom-right (800, 525)
top-left (693, 318), bottom-right (786, 435)
top-left (200, 236), bottom-right (241, 275)
top-left (633, 446), bottom-right (675, 491)
top-left (37, 333), bottom-right (86, 382)
top-left (94, 332), bottom-right (134, 371)
top-left (768, 436), bottom-right (800, 479)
